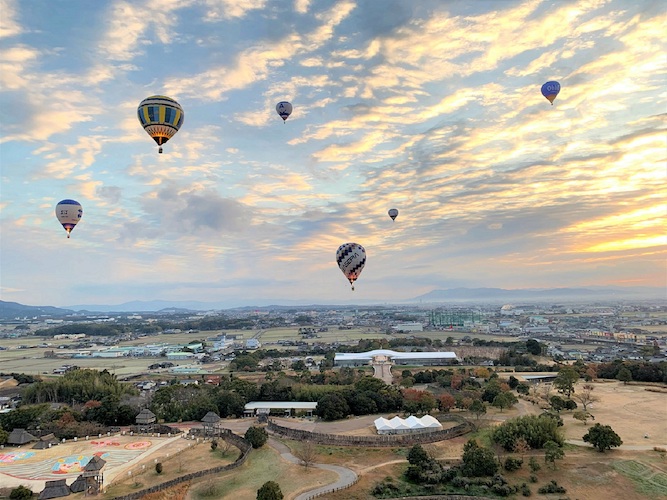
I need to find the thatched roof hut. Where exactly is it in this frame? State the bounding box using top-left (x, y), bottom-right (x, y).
top-left (33, 433), bottom-right (59, 449)
top-left (39, 479), bottom-right (70, 499)
top-left (135, 408), bottom-right (156, 425)
top-left (201, 411), bottom-right (221, 425)
top-left (7, 428), bottom-right (37, 445)
top-left (84, 455), bottom-right (106, 472)
top-left (68, 476), bottom-right (86, 493)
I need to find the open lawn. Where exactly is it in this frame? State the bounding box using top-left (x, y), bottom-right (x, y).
top-left (186, 445), bottom-right (336, 500)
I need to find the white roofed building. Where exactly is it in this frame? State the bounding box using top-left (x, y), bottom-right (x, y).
top-left (335, 349), bottom-right (458, 367)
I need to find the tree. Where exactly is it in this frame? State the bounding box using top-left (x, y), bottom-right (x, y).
top-left (470, 399), bottom-right (487, 420)
top-left (257, 481), bottom-right (283, 500)
top-left (574, 384), bottom-right (596, 411)
top-left (407, 444), bottom-right (430, 467)
top-left (573, 410), bottom-right (594, 425)
top-left (492, 392), bottom-right (518, 412)
top-left (155, 462), bottom-right (163, 474)
top-left (492, 414), bottom-right (564, 451)
top-left (543, 440), bottom-right (564, 469)
top-left (617, 367), bottom-right (632, 385)
top-left (438, 393), bottom-right (456, 412)
top-left (315, 392), bottom-right (349, 421)
top-left (513, 437), bottom-right (531, 460)
top-left (549, 395), bottom-right (566, 412)
top-left (554, 366), bottom-right (579, 398)
top-left (461, 439), bottom-right (499, 477)
top-left (582, 423), bottom-right (623, 452)
top-left (245, 426), bottom-right (268, 449)
top-left (293, 441), bottom-right (317, 469)
top-left (526, 339), bottom-right (542, 356)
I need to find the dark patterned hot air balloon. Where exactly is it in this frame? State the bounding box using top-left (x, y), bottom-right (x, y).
top-left (388, 208), bottom-right (399, 221)
top-left (336, 243), bottom-right (366, 291)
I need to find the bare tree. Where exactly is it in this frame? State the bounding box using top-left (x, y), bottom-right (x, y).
top-left (513, 437), bottom-right (531, 461)
top-left (293, 440), bottom-right (317, 469)
top-left (540, 383), bottom-right (553, 401)
top-left (574, 384), bottom-right (597, 411)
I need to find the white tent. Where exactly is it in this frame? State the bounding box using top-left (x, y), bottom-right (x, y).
top-left (374, 415), bottom-right (443, 435)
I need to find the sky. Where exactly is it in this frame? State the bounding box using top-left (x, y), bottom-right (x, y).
top-left (0, 0), bottom-right (666, 309)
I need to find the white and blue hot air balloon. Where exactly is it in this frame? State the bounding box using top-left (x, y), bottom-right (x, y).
top-left (275, 101), bottom-right (293, 123)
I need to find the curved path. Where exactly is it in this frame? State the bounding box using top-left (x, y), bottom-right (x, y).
top-left (268, 438), bottom-right (358, 500)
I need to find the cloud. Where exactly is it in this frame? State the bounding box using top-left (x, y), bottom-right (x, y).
top-left (138, 182), bottom-right (253, 238)
top-left (97, 0), bottom-right (192, 61)
top-left (0, 0), bottom-right (22, 38)
top-left (201, 0), bottom-right (267, 21)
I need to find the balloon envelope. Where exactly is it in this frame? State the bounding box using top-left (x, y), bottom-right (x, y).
top-left (541, 81), bottom-right (561, 104)
top-left (276, 101), bottom-right (293, 121)
top-left (336, 243), bottom-right (366, 290)
top-left (137, 95), bottom-right (184, 152)
top-left (388, 208), bottom-right (399, 221)
top-left (55, 199), bottom-right (83, 238)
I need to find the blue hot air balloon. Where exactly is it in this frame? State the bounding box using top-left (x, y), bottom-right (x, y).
top-left (541, 81), bottom-right (561, 105)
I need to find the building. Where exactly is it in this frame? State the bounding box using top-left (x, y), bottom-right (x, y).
top-left (392, 322), bottom-right (424, 332)
top-left (166, 351), bottom-right (195, 361)
top-left (334, 349), bottom-right (458, 367)
top-left (243, 401), bottom-right (317, 418)
top-left (245, 339), bottom-right (261, 349)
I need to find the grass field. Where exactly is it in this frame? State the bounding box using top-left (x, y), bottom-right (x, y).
top-left (187, 445), bottom-right (336, 500)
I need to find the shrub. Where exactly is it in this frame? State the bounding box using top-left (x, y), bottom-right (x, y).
top-left (210, 439), bottom-right (218, 451)
top-left (10, 486), bottom-right (33, 499)
top-left (503, 457), bottom-right (523, 471)
top-left (529, 474), bottom-right (538, 483)
top-left (538, 480), bottom-right (566, 494)
top-left (528, 457), bottom-right (541, 473)
top-left (520, 482), bottom-right (531, 496)
top-left (155, 462), bottom-right (163, 474)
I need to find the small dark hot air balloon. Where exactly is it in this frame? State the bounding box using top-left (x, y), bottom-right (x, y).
top-left (276, 101), bottom-right (292, 123)
top-left (388, 208), bottom-right (399, 221)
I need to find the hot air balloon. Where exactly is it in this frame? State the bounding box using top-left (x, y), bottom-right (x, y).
top-left (388, 208), bottom-right (399, 221)
top-left (276, 101), bottom-right (292, 123)
top-left (541, 81), bottom-right (561, 105)
top-left (55, 199), bottom-right (83, 238)
top-left (137, 95), bottom-right (184, 153)
top-left (336, 242), bottom-right (366, 291)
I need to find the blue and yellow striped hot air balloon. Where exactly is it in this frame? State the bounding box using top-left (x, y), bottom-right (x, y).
top-left (137, 95), bottom-right (184, 153)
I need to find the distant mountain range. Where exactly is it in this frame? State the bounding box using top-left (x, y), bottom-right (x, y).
top-left (0, 286), bottom-right (664, 317)
top-left (411, 286), bottom-right (666, 303)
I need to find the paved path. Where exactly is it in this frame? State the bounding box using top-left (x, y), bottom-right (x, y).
top-left (268, 438), bottom-right (358, 500)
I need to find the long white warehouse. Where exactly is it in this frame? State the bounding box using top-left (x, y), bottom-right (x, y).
top-left (334, 349), bottom-right (458, 367)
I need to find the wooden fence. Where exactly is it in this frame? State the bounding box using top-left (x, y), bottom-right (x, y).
top-left (267, 416), bottom-right (472, 447)
top-left (110, 429), bottom-right (251, 500)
